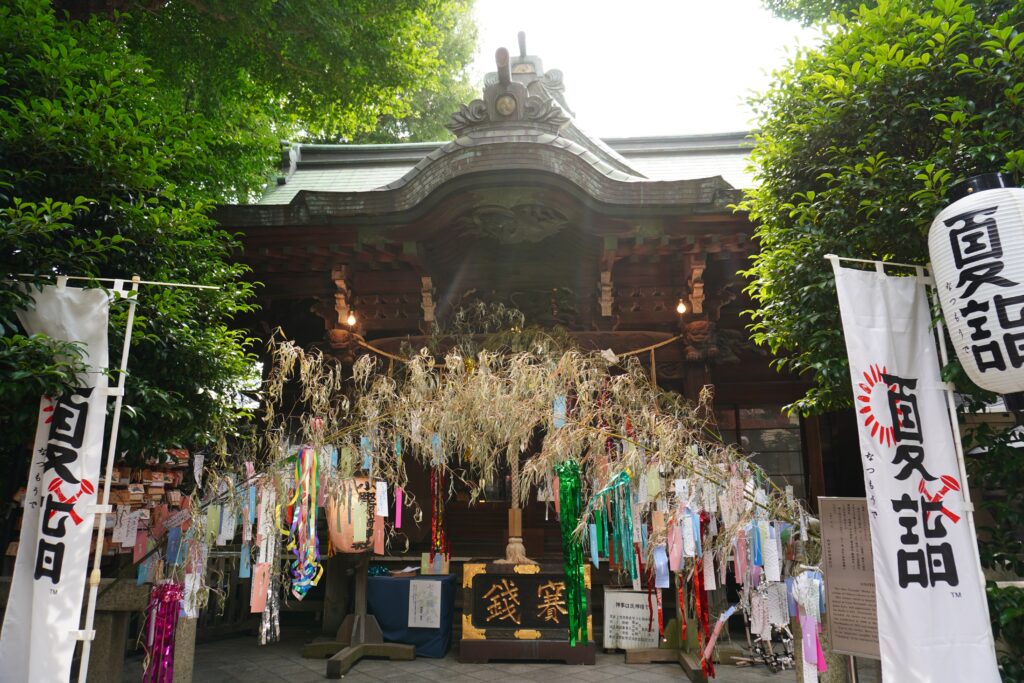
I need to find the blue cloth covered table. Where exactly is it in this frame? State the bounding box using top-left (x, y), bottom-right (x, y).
top-left (366, 573), bottom-right (456, 658)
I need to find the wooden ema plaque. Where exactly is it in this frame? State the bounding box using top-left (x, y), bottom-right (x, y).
top-left (459, 562), bottom-right (596, 664)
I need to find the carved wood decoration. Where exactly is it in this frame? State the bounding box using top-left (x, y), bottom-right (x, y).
top-left (421, 276), bottom-right (435, 325)
top-left (686, 253), bottom-right (706, 316)
top-left (598, 270), bottom-right (613, 318)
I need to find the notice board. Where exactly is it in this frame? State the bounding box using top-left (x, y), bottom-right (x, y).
top-left (819, 497), bottom-right (881, 659)
top-left (602, 588), bottom-right (659, 650)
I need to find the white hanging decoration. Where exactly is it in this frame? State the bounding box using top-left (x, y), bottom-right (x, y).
top-left (929, 174), bottom-right (1024, 394)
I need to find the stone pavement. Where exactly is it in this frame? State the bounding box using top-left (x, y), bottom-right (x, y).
top-left (124, 630), bottom-right (798, 683)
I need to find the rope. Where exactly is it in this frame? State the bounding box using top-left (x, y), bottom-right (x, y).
top-left (356, 333), bottom-right (684, 365)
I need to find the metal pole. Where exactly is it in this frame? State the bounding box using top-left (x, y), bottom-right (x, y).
top-left (926, 280), bottom-right (998, 654)
top-left (77, 276), bottom-right (140, 683)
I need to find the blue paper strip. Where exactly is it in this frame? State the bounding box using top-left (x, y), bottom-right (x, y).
top-left (330, 445), bottom-right (339, 469)
top-left (239, 545), bottom-right (251, 579)
top-left (360, 436), bottom-right (372, 470)
top-left (588, 523), bottom-right (599, 568)
top-left (751, 522), bottom-right (763, 567)
top-left (691, 511), bottom-right (702, 557)
top-left (553, 395), bottom-right (567, 428)
top-left (248, 486), bottom-right (257, 522)
top-left (137, 545), bottom-right (152, 585)
top-left (653, 545), bottom-right (670, 588)
top-left (165, 526), bottom-right (182, 566)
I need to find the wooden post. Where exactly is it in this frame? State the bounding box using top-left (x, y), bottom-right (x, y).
top-left (301, 554), bottom-right (414, 677)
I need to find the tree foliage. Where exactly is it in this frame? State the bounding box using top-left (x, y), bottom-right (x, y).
top-left (760, 0), bottom-right (1012, 25)
top-left (742, 0), bottom-right (1024, 414)
top-left (0, 0), bottom-right (477, 472)
top-left (742, 0), bottom-right (1024, 673)
top-left (761, 0), bottom-right (864, 24)
top-left (111, 0), bottom-right (477, 145)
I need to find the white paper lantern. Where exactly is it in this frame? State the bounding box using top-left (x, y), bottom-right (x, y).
top-left (929, 174), bottom-right (1024, 394)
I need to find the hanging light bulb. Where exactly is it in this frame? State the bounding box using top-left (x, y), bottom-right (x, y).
top-left (676, 299), bottom-right (687, 315)
top-left (346, 312), bottom-right (357, 327)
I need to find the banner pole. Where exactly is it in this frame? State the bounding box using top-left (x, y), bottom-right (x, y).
top-left (77, 276), bottom-right (140, 683)
top-left (926, 281), bottom-right (994, 621)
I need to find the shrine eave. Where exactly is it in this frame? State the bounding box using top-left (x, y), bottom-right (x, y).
top-left (216, 137), bottom-right (744, 230)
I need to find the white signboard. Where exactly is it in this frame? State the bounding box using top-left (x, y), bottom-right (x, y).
top-left (603, 588), bottom-right (658, 650)
top-left (0, 284), bottom-right (110, 683)
top-left (832, 262), bottom-right (999, 682)
top-left (408, 579), bottom-right (441, 629)
top-left (819, 497), bottom-right (880, 659)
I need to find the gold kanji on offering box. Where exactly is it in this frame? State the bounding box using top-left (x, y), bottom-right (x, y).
top-left (460, 562), bottom-right (595, 664)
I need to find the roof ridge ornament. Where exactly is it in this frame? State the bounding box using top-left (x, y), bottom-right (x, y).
top-left (446, 39), bottom-right (571, 137)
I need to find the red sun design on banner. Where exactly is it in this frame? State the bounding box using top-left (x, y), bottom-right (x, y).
top-left (856, 364), bottom-right (897, 446)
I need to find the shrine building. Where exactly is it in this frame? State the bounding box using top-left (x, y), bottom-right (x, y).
top-left (216, 38), bottom-right (857, 566)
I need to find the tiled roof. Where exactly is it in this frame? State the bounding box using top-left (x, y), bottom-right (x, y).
top-left (256, 131), bottom-right (753, 205)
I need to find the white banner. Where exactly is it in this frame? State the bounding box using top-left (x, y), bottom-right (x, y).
top-left (0, 284), bottom-right (110, 683)
top-left (832, 262), bottom-right (999, 682)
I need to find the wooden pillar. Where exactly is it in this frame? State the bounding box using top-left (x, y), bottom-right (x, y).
top-left (802, 414), bottom-right (827, 514)
top-left (682, 362), bottom-right (713, 413)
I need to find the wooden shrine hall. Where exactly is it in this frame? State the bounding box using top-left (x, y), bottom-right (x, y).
top-left (215, 35), bottom-right (845, 669)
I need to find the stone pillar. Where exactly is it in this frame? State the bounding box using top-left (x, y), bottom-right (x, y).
top-left (85, 611), bottom-right (132, 683)
top-left (173, 617), bottom-right (197, 683)
top-left (84, 579), bottom-right (149, 683)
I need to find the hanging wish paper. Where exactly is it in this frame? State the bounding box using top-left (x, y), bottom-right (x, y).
top-left (764, 523), bottom-right (782, 582)
top-left (553, 395), bottom-right (567, 428)
top-left (122, 511), bottom-right (141, 549)
top-left (112, 505), bottom-right (130, 545)
top-left (183, 572), bottom-right (202, 619)
top-left (589, 523), bottom-right (599, 568)
top-left (193, 452), bottom-right (204, 489)
top-left (133, 530), bottom-right (149, 563)
top-left (137, 540), bottom-right (156, 585)
top-left (646, 467), bottom-right (661, 501)
top-left (703, 550), bottom-right (717, 591)
top-left (360, 436), bottom-right (372, 471)
top-left (206, 505), bottom-right (221, 545)
top-left (682, 511), bottom-right (696, 557)
top-left (239, 545), bottom-right (251, 579)
top-left (375, 481), bottom-right (388, 517)
top-left (165, 526), bottom-right (183, 565)
top-left (250, 563), bottom-right (270, 613)
top-left (654, 545), bottom-right (670, 589)
top-left (352, 498), bottom-right (368, 544)
top-left (373, 515), bottom-right (385, 555)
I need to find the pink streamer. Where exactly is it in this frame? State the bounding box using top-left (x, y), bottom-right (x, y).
top-left (143, 582), bottom-right (184, 683)
top-left (668, 522), bottom-right (682, 571)
top-left (396, 487), bottom-right (403, 529)
top-left (735, 530), bottom-right (747, 585)
top-left (816, 622), bottom-right (828, 672)
top-left (702, 607), bottom-right (736, 662)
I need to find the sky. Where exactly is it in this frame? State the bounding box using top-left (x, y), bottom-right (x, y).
top-left (471, 0), bottom-right (819, 137)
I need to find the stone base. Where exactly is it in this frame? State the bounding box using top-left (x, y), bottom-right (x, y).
top-left (459, 639), bottom-right (596, 664)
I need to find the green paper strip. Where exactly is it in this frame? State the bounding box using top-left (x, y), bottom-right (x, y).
top-left (555, 461), bottom-right (588, 647)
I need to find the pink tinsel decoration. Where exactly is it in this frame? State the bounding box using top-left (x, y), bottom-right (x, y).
top-left (143, 581), bottom-right (184, 683)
